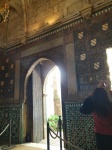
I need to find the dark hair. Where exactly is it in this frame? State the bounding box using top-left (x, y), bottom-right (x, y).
top-left (93, 88), bottom-right (112, 117)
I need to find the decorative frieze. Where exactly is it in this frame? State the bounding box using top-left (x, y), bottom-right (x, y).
top-left (6, 5), bottom-right (112, 52)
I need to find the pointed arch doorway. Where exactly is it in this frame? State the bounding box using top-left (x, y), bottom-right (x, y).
top-left (43, 66), bottom-right (62, 139)
top-left (25, 58), bottom-right (62, 144)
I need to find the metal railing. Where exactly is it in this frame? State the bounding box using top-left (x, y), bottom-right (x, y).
top-left (47, 116), bottom-right (84, 150)
top-left (0, 119), bottom-right (15, 150)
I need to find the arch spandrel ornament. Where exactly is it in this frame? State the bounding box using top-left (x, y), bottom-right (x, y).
top-left (20, 45), bottom-right (67, 104)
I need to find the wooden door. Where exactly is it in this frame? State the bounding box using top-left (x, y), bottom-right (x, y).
top-left (32, 64), bottom-right (43, 143)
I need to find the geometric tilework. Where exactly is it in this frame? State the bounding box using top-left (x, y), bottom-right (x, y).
top-left (72, 15), bottom-right (112, 150)
top-left (65, 102), bottom-right (96, 150)
top-left (74, 18), bottom-right (112, 99)
top-left (0, 105), bottom-right (21, 143)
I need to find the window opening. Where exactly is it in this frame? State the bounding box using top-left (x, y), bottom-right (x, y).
top-left (106, 48), bottom-right (112, 90)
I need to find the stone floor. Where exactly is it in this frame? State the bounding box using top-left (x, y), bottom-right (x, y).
top-left (21, 137), bottom-right (65, 150)
top-left (0, 143), bottom-right (65, 150)
top-left (0, 145), bottom-right (43, 150)
top-left (0, 137), bottom-right (65, 150)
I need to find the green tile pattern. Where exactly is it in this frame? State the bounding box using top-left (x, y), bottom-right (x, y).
top-left (0, 105), bottom-right (22, 143)
top-left (65, 102), bottom-right (96, 150)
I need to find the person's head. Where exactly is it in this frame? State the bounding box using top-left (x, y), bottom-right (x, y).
top-left (93, 88), bottom-right (112, 117)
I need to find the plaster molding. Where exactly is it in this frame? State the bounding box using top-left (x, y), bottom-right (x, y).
top-left (93, 0), bottom-right (112, 11)
top-left (80, 4), bottom-right (93, 20)
top-left (19, 35), bottom-right (28, 45)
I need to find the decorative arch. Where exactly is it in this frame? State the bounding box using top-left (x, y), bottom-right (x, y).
top-left (24, 57), bottom-right (48, 104)
top-left (20, 45), bottom-right (66, 104)
top-left (20, 45), bottom-right (68, 142)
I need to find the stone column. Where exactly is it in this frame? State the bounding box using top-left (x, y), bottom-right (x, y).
top-left (64, 33), bottom-right (77, 97)
top-left (14, 60), bottom-right (20, 103)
